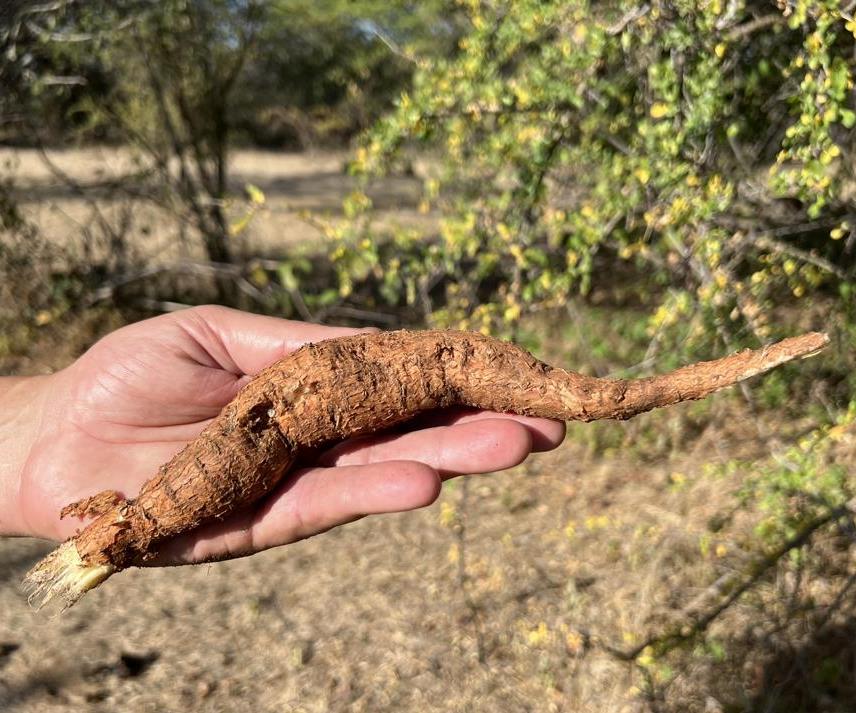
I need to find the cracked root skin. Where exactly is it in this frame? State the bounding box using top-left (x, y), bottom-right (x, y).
top-left (24, 329), bottom-right (830, 609)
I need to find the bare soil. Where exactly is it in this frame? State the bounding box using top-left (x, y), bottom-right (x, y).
top-left (1, 147), bottom-right (431, 265)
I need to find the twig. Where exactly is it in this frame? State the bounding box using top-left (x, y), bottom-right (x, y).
top-left (752, 234), bottom-right (848, 280)
top-left (23, 20), bottom-right (92, 42)
top-left (725, 14), bottom-right (783, 42)
top-left (602, 507), bottom-right (847, 661)
top-left (367, 23), bottom-right (419, 65)
top-left (135, 298), bottom-right (193, 313)
top-left (40, 75), bottom-right (88, 86)
top-left (83, 265), bottom-right (167, 306)
top-left (172, 259), bottom-right (266, 302)
top-left (323, 305), bottom-right (399, 326)
top-left (286, 285), bottom-right (313, 322)
top-left (714, 0), bottom-right (741, 30)
top-left (606, 4), bottom-right (650, 35)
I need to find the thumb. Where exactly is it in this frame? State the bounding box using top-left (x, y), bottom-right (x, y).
top-left (173, 305), bottom-right (379, 376)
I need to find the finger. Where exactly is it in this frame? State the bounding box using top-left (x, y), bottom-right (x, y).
top-left (318, 418), bottom-right (536, 477)
top-left (156, 460), bottom-right (440, 564)
top-left (407, 408), bottom-right (566, 452)
top-left (254, 460), bottom-right (442, 545)
top-left (175, 305), bottom-right (378, 375)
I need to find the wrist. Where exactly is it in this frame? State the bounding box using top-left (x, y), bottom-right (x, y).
top-left (0, 374), bottom-right (54, 536)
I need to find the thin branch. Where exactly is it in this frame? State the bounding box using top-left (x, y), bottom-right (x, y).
top-left (135, 298), bottom-right (193, 313)
top-left (286, 285), bottom-right (313, 322)
top-left (39, 75), bottom-right (87, 86)
top-left (323, 305), bottom-right (399, 326)
top-left (367, 23), bottom-right (418, 65)
top-left (714, 0), bottom-right (741, 30)
top-left (83, 265), bottom-right (166, 306)
top-left (725, 14), bottom-right (784, 42)
top-left (23, 20), bottom-right (92, 42)
top-left (752, 234), bottom-right (848, 280)
top-left (606, 4), bottom-right (651, 35)
top-left (15, 1), bottom-right (69, 17)
top-left (603, 506), bottom-right (847, 661)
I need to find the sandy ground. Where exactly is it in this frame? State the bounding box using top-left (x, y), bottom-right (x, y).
top-left (0, 147), bottom-right (429, 265)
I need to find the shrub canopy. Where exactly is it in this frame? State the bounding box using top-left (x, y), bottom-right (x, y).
top-left (337, 0), bottom-right (853, 345)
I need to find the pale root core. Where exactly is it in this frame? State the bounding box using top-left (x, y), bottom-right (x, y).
top-left (24, 541), bottom-right (115, 611)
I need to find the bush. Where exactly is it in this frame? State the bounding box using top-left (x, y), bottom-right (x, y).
top-left (336, 0), bottom-right (853, 348)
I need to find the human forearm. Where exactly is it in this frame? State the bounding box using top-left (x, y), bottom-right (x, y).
top-left (0, 375), bottom-right (52, 536)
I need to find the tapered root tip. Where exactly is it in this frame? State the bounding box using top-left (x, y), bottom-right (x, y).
top-left (23, 541), bottom-right (115, 611)
top-left (797, 331), bottom-right (831, 358)
top-left (736, 331), bottom-right (830, 381)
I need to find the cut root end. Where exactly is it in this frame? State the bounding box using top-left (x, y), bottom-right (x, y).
top-left (23, 541), bottom-right (115, 611)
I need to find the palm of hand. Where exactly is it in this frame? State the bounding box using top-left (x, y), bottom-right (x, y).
top-left (17, 307), bottom-right (564, 565)
top-left (21, 313), bottom-right (249, 544)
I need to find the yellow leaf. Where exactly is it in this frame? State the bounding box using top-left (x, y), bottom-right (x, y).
top-left (649, 102), bottom-right (670, 119)
top-left (828, 425), bottom-right (849, 441)
top-left (34, 310), bottom-right (53, 326)
top-left (245, 183), bottom-right (265, 206)
top-left (249, 265), bottom-right (269, 287)
top-left (439, 501), bottom-right (456, 527)
top-left (566, 630), bottom-right (584, 655)
top-left (564, 520), bottom-right (576, 540)
top-left (230, 213), bottom-right (252, 236)
top-left (503, 303), bottom-right (521, 321)
top-left (584, 514), bottom-right (610, 531)
top-left (638, 646), bottom-right (655, 667)
top-left (527, 622), bottom-right (550, 647)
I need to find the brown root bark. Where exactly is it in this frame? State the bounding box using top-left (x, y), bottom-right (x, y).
top-left (60, 490), bottom-right (123, 520)
top-left (24, 329), bottom-right (829, 609)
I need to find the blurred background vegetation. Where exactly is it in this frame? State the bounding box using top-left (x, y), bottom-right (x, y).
top-left (1, 1), bottom-right (855, 711)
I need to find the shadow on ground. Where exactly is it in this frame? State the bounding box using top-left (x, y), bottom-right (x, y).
top-left (746, 617), bottom-right (856, 713)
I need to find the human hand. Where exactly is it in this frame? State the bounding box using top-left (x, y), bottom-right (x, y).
top-left (6, 306), bottom-right (564, 563)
